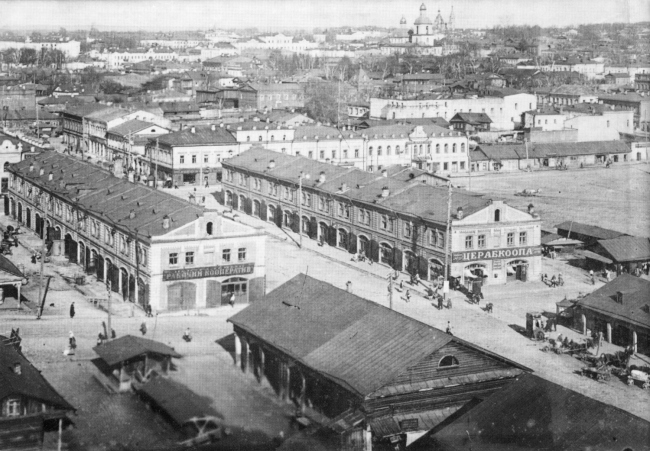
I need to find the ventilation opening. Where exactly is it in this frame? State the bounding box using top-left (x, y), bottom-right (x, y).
top-left (438, 355), bottom-right (459, 368)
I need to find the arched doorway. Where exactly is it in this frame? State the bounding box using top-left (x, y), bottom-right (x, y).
top-left (64, 233), bottom-right (77, 263)
top-left (403, 250), bottom-right (417, 275)
top-left (464, 263), bottom-right (487, 289)
top-left (17, 202), bottom-right (22, 223)
top-left (318, 222), bottom-right (328, 244)
top-left (167, 281), bottom-right (196, 311)
top-left (138, 277), bottom-right (148, 308)
top-left (507, 259), bottom-right (529, 282)
top-left (358, 235), bottom-right (370, 257)
top-left (206, 280), bottom-right (220, 308)
top-left (78, 242), bottom-right (86, 270)
top-left (221, 277), bottom-right (248, 305)
top-left (129, 275), bottom-right (136, 303)
top-left (96, 254), bottom-right (104, 281)
top-left (120, 268), bottom-right (129, 300)
top-left (428, 258), bottom-right (444, 282)
top-left (337, 228), bottom-right (348, 250)
top-left (380, 242), bottom-right (393, 265)
top-left (106, 259), bottom-right (119, 293)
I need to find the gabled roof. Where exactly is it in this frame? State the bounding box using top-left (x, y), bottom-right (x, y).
top-left (531, 141), bottom-right (630, 158)
top-left (84, 107), bottom-right (129, 123)
top-left (0, 341), bottom-right (75, 412)
top-left (597, 236), bottom-right (650, 262)
top-left (229, 274), bottom-right (524, 397)
top-left (412, 373), bottom-right (650, 451)
top-left (108, 119), bottom-right (164, 137)
top-left (93, 335), bottom-right (181, 367)
top-left (0, 254), bottom-right (25, 282)
top-left (475, 144), bottom-right (526, 162)
top-left (554, 221), bottom-right (624, 240)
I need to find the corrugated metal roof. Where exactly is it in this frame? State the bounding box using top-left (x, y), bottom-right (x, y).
top-left (576, 274), bottom-right (650, 329)
top-left (581, 249), bottom-right (613, 264)
top-left (597, 236), bottom-right (650, 262)
top-left (155, 125), bottom-right (236, 147)
top-left (370, 405), bottom-right (463, 438)
top-left (108, 119), bottom-right (161, 137)
top-left (532, 141), bottom-right (630, 157)
top-left (412, 373), bottom-right (650, 451)
top-left (93, 335), bottom-right (181, 367)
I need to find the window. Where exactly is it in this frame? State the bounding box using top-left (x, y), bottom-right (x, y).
top-left (444, 144), bottom-right (448, 153)
top-left (443, 162), bottom-right (449, 171)
top-left (270, 135), bottom-right (274, 141)
top-left (519, 231), bottom-right (527, 246)
top-left (439, 355), bottom-right (459, 368)
top-left (204, 155), bottom-right (209, 163)
top-left (309, 151), bottom-right (314, 159)
top-left (387, 146), bottom-right (391, 155)
top-left (246, 136), bottom-right (250, 142)
top-left (318, 197), bottom-right (325, 211)
top-left (354, 149), bottom-right (359, 158)
top-left (254, 178), bottom-right (261, 190)
top-left (507, 232), bottom-right (515, 246)
top-left (381, 215), bottom-right (394, 232)
top-left (465, 235), bottom-right (473, 249)
top-left (452, 143), bottom-right (457, 153)
top-left (607, 120), bottom-right (610, 128)
top-left (460, 161), bottom-right (466, 170)
top-left (369, 146), bottom-right (373, 156)
top-left (258, 136), bottom-right (263, 141)
top-left (332, 150), bottom-right (336, 159)
top-left (206, 222), bottom-right (213, 235)
top-left (169, 252), bottom-right (179, 265)
top-left (429, 229), bottom-right (437, 246)
top-left (404, 222), bottom-right (412, 238)
top-left (359, 209), bottom-right (370, 225)
top-left (461, 143), bottom-right (465, 153)
top-left (478, 234), bottom-right (486, 248)
top-left (396, 145), bottom-right (400, 154)
top-left (185, 251), bottom-right (195, 264)
top-left (437, 230), bottom-right (444, 248)
top-left (238, 248), bottom-right (246, 261)
top-left (191, 155), bottom-right (197, 164)
top-left (222, 249), bottom-right (231, 262)
top-left (180, 155), bottom-right (185, 164)
top-left (6, 398), bottom-right (20, 416)
top-left (319, 150), bottom-right (324, 159)
top-left (494, 209), bottom-right (501, 222)
top-left (343, 149), bottom-right (348, 159)
top-left (515, 103), bottom-right (518, 110)
top-left (120, 235), bottom-right (128, 254)
top-left (436, 144), bottom-right (440, 153)
top-left (377, 146), bottom-right (382, 156)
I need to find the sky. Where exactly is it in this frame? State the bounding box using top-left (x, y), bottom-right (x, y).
top-left (0, 0), bottom-right (648, 31)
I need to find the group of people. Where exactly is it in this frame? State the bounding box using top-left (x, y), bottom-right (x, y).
top-left (542, 273), bottom-right (564, 287)
top-left (351, 252), bottom-right (372, 265)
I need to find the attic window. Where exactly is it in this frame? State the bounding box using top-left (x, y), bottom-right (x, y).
top-left (438, 355), bottom-right (459, 369)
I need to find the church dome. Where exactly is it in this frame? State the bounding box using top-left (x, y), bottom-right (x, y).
top-left (414, 3), bottom-right (433, 25)
top-left (400, 16), bottom-right (407, 25)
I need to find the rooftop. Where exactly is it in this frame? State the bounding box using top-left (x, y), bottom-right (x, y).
top-left (554, 221), bottom-right (626, 240)
top-left (155, 125), bottom-right (235, 147)
top-left (597, 236), bottom-right (650, 262)
top-left (93, 335), bottom-right (181, 367)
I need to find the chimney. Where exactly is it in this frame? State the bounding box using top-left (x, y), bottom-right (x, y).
top-left (318, 171), bottom-right (326, 183)
top-left (162, 215), bottom-right (170, 230)
top-left (457, 206), bottom-right (464, 219)
top-left (381, 186), bottom-right (390, 198)
top-left (129, 209), bottom-right (136, 219)
top-left (13, 363), bottom-right (21, 375)
top-left (29, 163), bottom-right (34, 172)
top-left (381, 169), bottom-right (388, 178)
top-left (191, 126), bottom-right (196, 133)
top-left (48, 171), bottom-right (53, 181)
top-left (211, 124), bottom-right (216, 131)
top-left (340, 182), bottom-right (347, 192)
top-left (268, 159), bottom-right (276, 169)
top-left (528, 203), bottom-right (535, 215)
top-left (616, 291), bottom-right (624, 304)
top-left (220, 123), bottom-right (224, 128)
top-left (39, 168), bottom-right (44, 176)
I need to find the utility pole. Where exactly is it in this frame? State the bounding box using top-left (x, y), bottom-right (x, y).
top-left (36, 194), bottom-right (48, 320)
top-left (388, 271), bottom-right (393, 310)
top-left (106, 280), bottom-right (112, 339)
top-left (298, 171), bottom-right (310, 247)
top-left (443, 181), bottom-right (452, 300)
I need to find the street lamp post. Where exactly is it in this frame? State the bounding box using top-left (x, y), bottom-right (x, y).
top-left (36, 193), bottom-right (49, 320)
top-left (298, 171), bottom-right (310, 248)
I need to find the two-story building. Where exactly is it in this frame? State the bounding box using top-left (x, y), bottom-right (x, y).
top-left (60, 103), bottom-right (110, 151)
top-left (106, 120), bottom-right (171, 179)
top-left (0, 133), bottom-right (25, 194)
top-left (6, 152), bottom-right (266, 311)
top-left (220, 148), bottom-right (541, 287)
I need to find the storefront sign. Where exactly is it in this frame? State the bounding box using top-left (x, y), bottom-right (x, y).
top-left (452, 246), bottom-right (542, 263)
top-left (163, 263), bottom-right (254, 281)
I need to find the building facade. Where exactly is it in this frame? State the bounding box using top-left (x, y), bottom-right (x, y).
top-left (221, 148), bottom-right (541, 287)
top-left (6, 152), bottom-right (266, 311)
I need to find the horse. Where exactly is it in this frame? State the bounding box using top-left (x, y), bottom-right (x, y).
top-left (599, 346), bottom-right (634, 368)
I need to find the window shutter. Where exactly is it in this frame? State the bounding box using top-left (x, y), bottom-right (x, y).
top-left (393, 247), bottom-right (403, 271)
top-left (260, 200), bottom-right (267, 221)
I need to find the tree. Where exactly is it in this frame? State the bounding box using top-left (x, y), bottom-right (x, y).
top-left (99, 79), bottom-right (126, 94)
top-left (19, 48), bottom-right (38, 66)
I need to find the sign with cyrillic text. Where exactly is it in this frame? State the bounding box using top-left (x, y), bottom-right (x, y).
top-left (163, 263), bottom-right (254, 281)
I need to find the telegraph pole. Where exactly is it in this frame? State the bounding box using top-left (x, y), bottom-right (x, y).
top-left (443, 181), bottom-right (452, 300)
top-left (298, 171), bottom-right (310, 247)
top-left (106, 280), bottom-right (112, 339)
top-left (36, 194), bottom-right (48, 320)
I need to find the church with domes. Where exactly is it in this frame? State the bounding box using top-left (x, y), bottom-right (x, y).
top-left (412, 3), bottom-right (447, 46)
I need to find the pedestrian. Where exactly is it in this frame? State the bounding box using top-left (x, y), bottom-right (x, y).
top-left (69, 302), bottom-right (75, 319)
top-left (447, 297), bottom-right (452, 309)
top-left (446, 321), bottom-right (453, 335)
top-left (399, 280), bottom-right (404, 290)
top-left (550, 275), bottom-right (557, 288)
top-left (111, 329), bottom-right (116, 339)
top-left (145, 304), bottom-right (153, 317)
top-left (205, 180), bottom-right (209, 189)
top-left (598, 331), bottom-right (603, 347)
top-left (591, 274), bottom-right (595, 285)
top-left (140, 322), bottom-right (147, 336)
top-left (229, 292), bottom-right (236, 307)
top-left (183, 328), bottom-right (192, 342)
top-left (438, 295), bottom-right (443, 310)
top-left (97, 331), bottom-right (105, 346)
top-left (405, 289), bottom-right (411, 302)
top-left (346, 281), bottom-right (352, 293)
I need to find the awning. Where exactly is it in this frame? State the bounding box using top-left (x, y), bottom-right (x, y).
top-left (582, 250), bottom-right (613, 264)
top-left (464, 269), bottom-right (478, 279)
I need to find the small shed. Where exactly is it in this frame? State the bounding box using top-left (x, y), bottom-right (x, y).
top-left (92, 335), bottom-right (181, 392)
top-left (0, 254), bottom-right (26, 310)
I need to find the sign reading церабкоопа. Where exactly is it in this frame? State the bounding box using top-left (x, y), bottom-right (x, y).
top-left (163, 263), bottom-right (255, 281)
top-left (452, 246), bottom-right (542, 263)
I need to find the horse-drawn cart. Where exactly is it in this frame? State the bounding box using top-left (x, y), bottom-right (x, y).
top-left (581, 365), bottom-right (611, 382)
top-left (626, 370), bottom-right (650, 389)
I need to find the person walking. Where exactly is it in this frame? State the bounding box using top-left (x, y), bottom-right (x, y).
top-left (550, 275), bottom-right (557, 288)
top-left (229, 292), bottom-right (236, 307)
top-left (405, 290), bottom-right (411, 302)
top-left (446, 322), bottom-right (453, 335)
top-left (438, 294), bottom-right (444, 310)
top-left (183, 328), bottom-right (192, 342)
top-left (346, 281), bottom-right (352, 293)
top-left (139, 322), bottom-right (147, 336)
top-left (69, 302), bottom-right (75, 319)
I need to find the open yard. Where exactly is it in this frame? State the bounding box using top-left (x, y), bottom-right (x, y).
top-left (455, 163), bottom-right (650, 237)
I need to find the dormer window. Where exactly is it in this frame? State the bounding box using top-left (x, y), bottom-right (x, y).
top-left (438, 355), bottom-right (459, 368)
